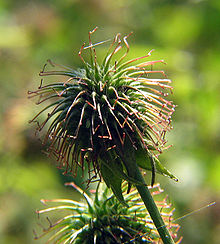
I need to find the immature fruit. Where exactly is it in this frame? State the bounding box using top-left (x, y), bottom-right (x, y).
top-left (35, 182), bottom-right (182, 244)
top-left (29, 29), bottom-right (177, 202)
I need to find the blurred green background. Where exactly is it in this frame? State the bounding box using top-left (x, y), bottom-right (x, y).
top-left (0, 0), bottom-right (219, 243)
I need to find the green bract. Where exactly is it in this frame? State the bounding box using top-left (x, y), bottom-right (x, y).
top-left (29, 29), bottom-right (177, 203)
top-left (35, 182), bottom-right (182, 243)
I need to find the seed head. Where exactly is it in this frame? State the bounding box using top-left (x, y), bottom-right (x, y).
top-left (29, 28), bottom-right (177, 201)
top-left (35, 182), bottom-right (182, 243)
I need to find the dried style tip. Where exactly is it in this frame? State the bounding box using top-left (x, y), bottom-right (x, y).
top-left (29, 29), bottom-right (177, 199)
top-left (35, 182), bottom-right (182, 244)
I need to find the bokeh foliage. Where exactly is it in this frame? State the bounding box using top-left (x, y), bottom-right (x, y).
top-left (0, 0), bottom-right (219, 243)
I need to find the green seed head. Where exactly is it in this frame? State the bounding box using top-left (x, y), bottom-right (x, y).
top-left (29, 28), bottom-right (177, 201)
top-left (35, 182), bottom-right (182, 243)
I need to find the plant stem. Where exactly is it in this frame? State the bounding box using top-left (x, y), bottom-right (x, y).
top-left (133, 162), bottom-right (175, 244)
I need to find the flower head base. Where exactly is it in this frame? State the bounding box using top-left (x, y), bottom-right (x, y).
top-left (35, 182), bottom-right (182, 244)
top-left (29, 28), bottom-right (177, 202)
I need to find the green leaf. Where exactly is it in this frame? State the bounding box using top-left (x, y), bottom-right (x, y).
top-left (100, 162), bottom-right (128, 207)
top-left (136, 147), bottom-right (178, 181)
top-left (101, 150), bottom-right (144, 186)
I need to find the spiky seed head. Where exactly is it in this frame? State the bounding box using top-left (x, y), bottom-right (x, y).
top-left (35, 182), bottom-right (182, 243)
top-left (29, 28), bottom-right (177, 200)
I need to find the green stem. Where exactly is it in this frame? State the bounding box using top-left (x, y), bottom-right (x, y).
top-left (117, 139), bottom-right (175, 243)
top-left (132, 162), bottom-right (175, 244)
